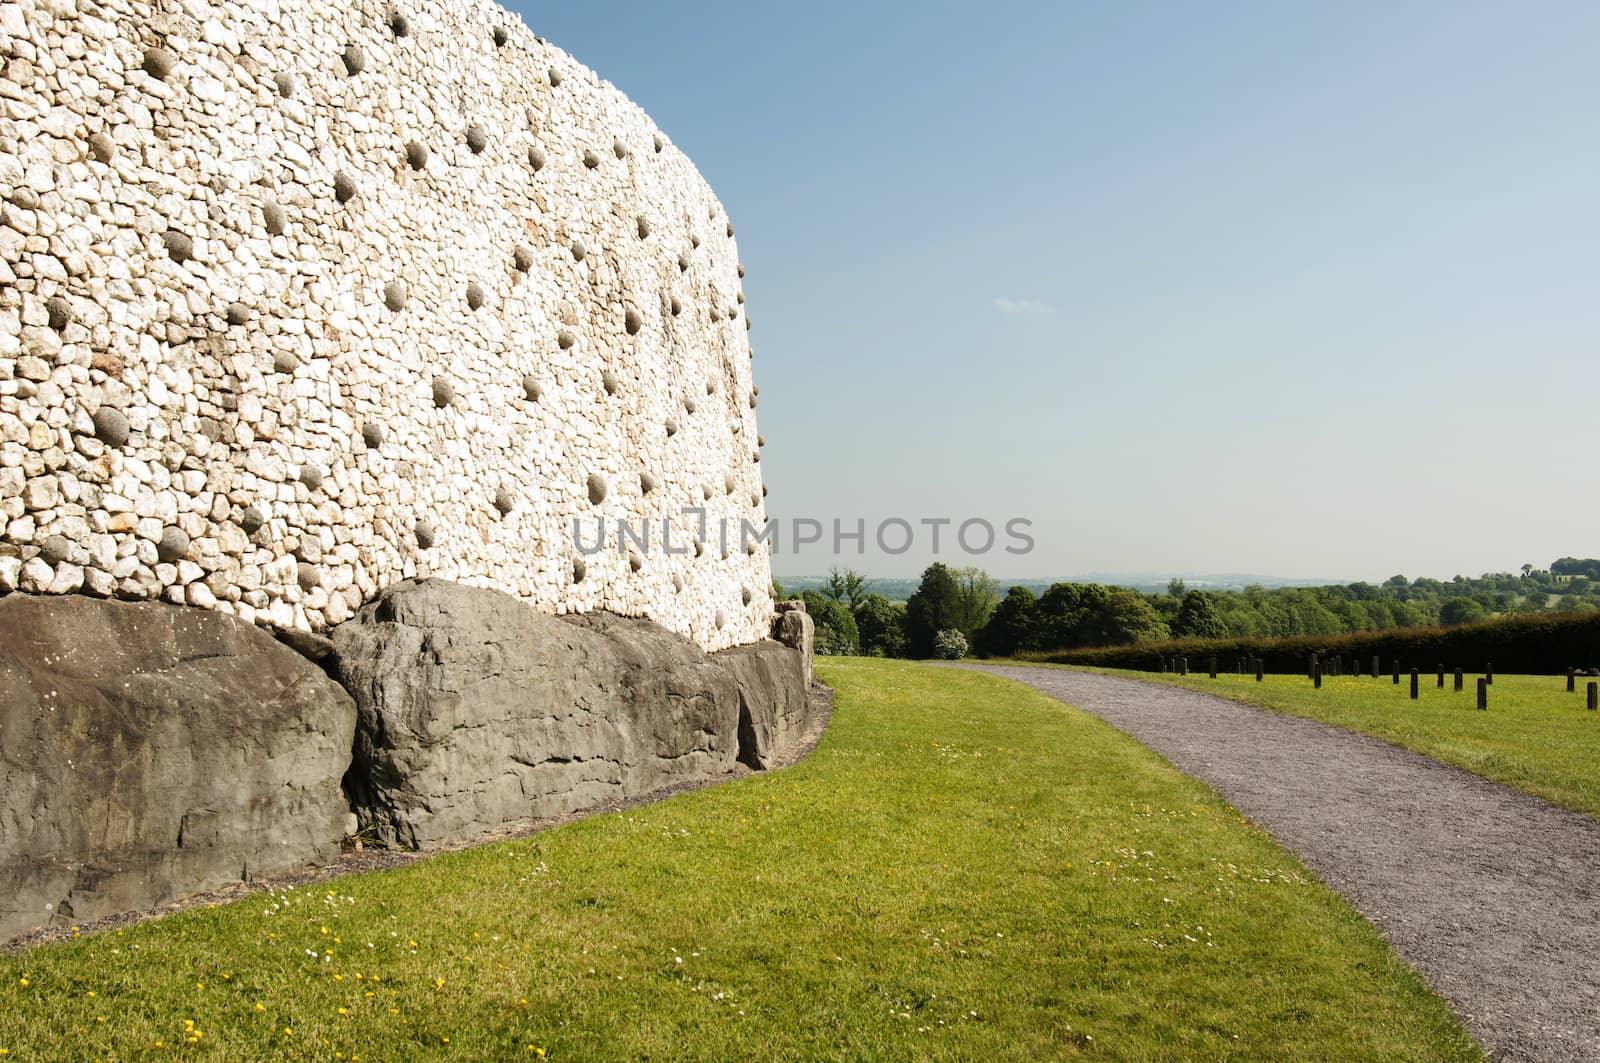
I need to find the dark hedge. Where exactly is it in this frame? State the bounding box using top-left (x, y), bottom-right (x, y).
top-left (1025, 611), bottom-right (1600, 676)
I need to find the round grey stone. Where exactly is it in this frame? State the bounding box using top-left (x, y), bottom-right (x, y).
top-left (640, 471), bottom-right (657, 494)
top-left (239, 506), bottom-right (265, 534)
top-left (273, 351), bottom-right (298, 374)
top-left (466, 124), bottom-right (487, 154)
top-left (341, 45), bottom-right (366, 76)
top-left (142, 47), bottom-right (175, 80)
top-left (297, 562), bottom-right (321, 590)
top-left (383, 280), bottom-right (406, 311)
top-left (45, 296), bottom-right (73, 331)
top-left (334, 172), bottom-right (357, 203)
top-left (414, 520), bottom-right (435, 549)
top-left (572, 558), bottom-right (586, 583)
top-left (494, 487), bottom-right (515, 516)
top-left (513, 246), bottom-right (533, 272)
top-left (92, 406), bottom-right (130, 447)
top-left (87, 131), bottom-right (114, 163)
top-left (361, 422), bottom-right (382, 448)
top-left (163, 230), bottom-right (193, 262)
top-left (299, 464), bottom-right (324, 491)
top-left (587, 473), bottom-right (607, 506)
top-left (432, 378), bottom-right (454, 407)
top-left (522, 376), bottom-right (540, 402)
top-left (225, 302), bottom-right (251, 326)
top-left (625, 309), bottom-right (642, 335)
top-left (156, 526), bottom-right (190, 563)
top-left (570, 239), bottom-right (585, 262)
top-left (528, 146), bottom-right (546, 171)
top-left (263, 202), bottom-right (287, 235)
top-left (556, 330), bottom-right (576, 350)
top-left (466, 282), bottom-right (485, 310)
top-left (405, 140), bottom-right (429, 170)
top-left (39, 535), bottom-right (72, 565)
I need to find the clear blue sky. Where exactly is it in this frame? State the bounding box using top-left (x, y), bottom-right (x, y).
top-left (509, 1), bottom-right (1600, 583)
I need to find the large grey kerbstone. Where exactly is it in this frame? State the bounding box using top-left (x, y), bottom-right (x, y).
top-left (330, 579), bottom-right (812, 849)
top-left (0, 596), bottom-right (356, 941)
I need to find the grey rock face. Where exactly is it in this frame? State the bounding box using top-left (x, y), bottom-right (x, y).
top-left (772, 600), bottom-right (815, 687)
top-left (330, 579), bottom-right (811, 849)
top-left (0, 596), bottom-right (356, 941)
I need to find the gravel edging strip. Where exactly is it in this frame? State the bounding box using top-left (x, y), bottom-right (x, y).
top-left (4, 683), bottom-right (834, 955)
top-left (947, 663), bottom-right (1600, 1063)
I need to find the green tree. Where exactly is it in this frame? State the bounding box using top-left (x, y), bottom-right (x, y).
top-left (821, 567), bottom-right (867, 610)
top-left (853, 593), bottom-right (908, 658)
top-left (800, 591), bottom-right (859, 655)
top-left (950, 566), bottom-right (1000, 637)
top-left (1438, 598), bottom-right (1487, 627)
top-left (974, 586), bottom-right (1040, 657)
top-left (1167, 577), bottom-right (1187, 598)
top-left (1170, 590), bottom-right (1227, 640)
top-left (1097, 589), bottom-right (1170, 645)
top-left (904, 563), bottom-right (963, 658)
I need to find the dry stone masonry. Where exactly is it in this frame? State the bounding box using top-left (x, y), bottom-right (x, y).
top-left (0, 0), bottom-right (771, 650)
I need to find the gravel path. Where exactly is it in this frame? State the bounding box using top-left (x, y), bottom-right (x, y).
top-left (950, 664), bottom-right (1600, 1062)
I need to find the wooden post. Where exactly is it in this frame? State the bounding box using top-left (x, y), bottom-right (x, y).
top-left (1410, 668), bottom-right (1419, 700)
top-left (1454, 668), bottom-right (1464, 692)
top-left (1314, 659), bottom-right (1322, 689)
top-left (1486, 662), bottom-right (1494, 686)
top-left (1372, 654), bottom-right (1380, 678)
top-left (1209, 656), bottom-right (1217, 679)
top-left (1436, 664), bottom-right (1444, 688)
top-left (1568, 668), bottom-right (1577, 693)
top-left (1179, 657), bottom-right (1188, 676)
top-left (1159, 657), bottom-right (1168, 674)
top-left (1477, 677), bottom-right (1488, 710)
top-left (1255, 658), bottom-right (1264, 683)
top-left (1589, 682), bottom-right (1597, 712)
top-left (1392, 659), bottom-right (1400, 685)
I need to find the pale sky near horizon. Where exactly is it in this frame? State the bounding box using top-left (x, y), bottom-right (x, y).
top-left (509, 1), bottom-right (1600, 583)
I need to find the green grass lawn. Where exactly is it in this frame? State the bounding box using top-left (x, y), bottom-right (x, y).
top-left (0, 659), bottom-right (1478, 1061)
top-left (1064, 665), bottom-right (1600, 818)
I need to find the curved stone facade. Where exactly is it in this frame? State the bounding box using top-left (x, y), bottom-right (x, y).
top-left (0, 0), bottom-right (770, 649)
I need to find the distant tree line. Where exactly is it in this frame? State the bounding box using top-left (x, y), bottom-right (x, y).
top-left (775, 559), bottom-right (1600, 659)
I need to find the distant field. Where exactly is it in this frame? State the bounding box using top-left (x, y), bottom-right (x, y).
top-left (1060, 666), bottom-right (1600, 818)
top-left (0, 660), bottom-right (1477, 1061)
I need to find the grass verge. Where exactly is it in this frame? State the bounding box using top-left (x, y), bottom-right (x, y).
top-left (0, 659), bottom-right (1477, 1061)
top-left (1058, 665), bottom-right (1600, 818)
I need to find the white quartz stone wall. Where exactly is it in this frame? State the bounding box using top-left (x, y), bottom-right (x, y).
top-left (0, 0), bottom-right (772, 649)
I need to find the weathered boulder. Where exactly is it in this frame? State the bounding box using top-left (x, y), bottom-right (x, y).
top-left (330, 579), bottom-right (811, 849)
top-left (0, 595), bottom-right (356, 941)
top-left (718, 640), bottom-right (810, 770)
top-left (773, 599), bottom-right (815, 687)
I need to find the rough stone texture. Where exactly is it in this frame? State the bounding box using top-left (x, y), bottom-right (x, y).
top-left (0, 594), bottom-right (356, 941)
top-left (773, 599), bottom-right (814, 687)
top-left (330, 579), bottom-right (810, 849)
top-left (0, 0), bottom-right (769, 651)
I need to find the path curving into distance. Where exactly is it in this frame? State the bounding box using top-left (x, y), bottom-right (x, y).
top-left (948, 664), bottom-right (1600, 1063)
